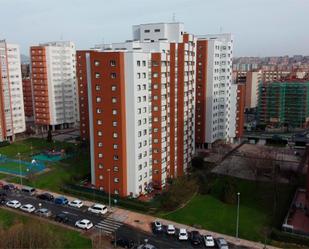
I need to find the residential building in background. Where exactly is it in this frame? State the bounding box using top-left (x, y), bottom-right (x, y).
top-left (195, 34), bottom-right (236, 148)
top-left (234, 71), bottom-right (261, 110)
top-left (78, 22), bottom-right (196, 197)
top-left (0, 40), bottom-right (26, 142)
top-left (257, 81), bottom-right (309, 129)
top-left (21, 63), bottom-right (34, 120)
top-left (30, 41), bottom-right (79, 131)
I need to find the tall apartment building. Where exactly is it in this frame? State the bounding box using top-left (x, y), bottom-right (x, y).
top-left (234, 70), bottom-right (261, 110)
top-left (78, 22), bottom-right (196, 197)
top-left (195, 34), bottom-right (236, 148)
top-left (21, 64), bottom-right (34, 120)
top-left (30, 41), bottom-right (79, 130)
top-left (257, 81), bottom-right (309, 128)
top-left (0, 40), bottom-right (26, 142)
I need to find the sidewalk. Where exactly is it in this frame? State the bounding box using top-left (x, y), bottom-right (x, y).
top-left (5, 181), bottom-right (280, 249)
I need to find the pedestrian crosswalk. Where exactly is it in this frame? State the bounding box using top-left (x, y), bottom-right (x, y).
top-left (95, 217), bottom-right (123, 234)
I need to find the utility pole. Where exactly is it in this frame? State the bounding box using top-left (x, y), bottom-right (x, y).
top-left (236, 192), bottom-right (240, 239)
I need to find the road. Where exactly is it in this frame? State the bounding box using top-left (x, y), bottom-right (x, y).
top-left (1, 189), bottom-right (248, 249)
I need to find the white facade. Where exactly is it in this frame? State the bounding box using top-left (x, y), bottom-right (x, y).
top-left (197, 34), bottom-right (235, 144)
top-left (0, 40), bottom-right (25, 141)
top-left (133, 22), bottom-right (184, 43)
top-left (36, 41), bottom-right (79, 128)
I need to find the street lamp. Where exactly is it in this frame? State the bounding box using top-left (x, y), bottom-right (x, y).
top-left (107, 169), bottom-right (111, 209)
top-left (236, 192), bottom-right (240, 239)
top-left (17, 152), bottom-right (22, 186)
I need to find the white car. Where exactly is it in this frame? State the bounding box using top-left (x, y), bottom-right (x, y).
top-left (88, 203), bottom-right (107, 215)
top-left (167, 224), bottom-right (176, 235)
top-left (6, 200), bottom-right (21, 209)
top-left (75, 219), bottom-right (93, 230)
top-left (178, 228), bottom-right (188, 240)
top-left (204, 235), bottom-right (215, 247)
top-left (20, 204), bottom-right (35, 213)
top-left (68, 199), bottom-right (84, 208)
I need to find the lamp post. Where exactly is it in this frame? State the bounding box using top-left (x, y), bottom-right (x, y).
top-left (17, 152), bottom-right (22, 186)
top-left (107, 169), bottom-right (111, 209)
top-left (236, 192), bottom-right (240, 239)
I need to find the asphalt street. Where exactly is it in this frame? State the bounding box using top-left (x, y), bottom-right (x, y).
top-left (1, 189), bottom-right (248, 249)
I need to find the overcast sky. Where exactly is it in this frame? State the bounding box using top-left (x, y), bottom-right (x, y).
top-left (1, 0), bottom-right (308, 57)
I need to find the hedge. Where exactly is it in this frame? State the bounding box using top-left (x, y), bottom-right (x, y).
top-left (0, 140), bottom-right (10, 148)
top-left (271, 229), bottom-right (309, 246)
top-left (60, 184), bottom-right (152, 213)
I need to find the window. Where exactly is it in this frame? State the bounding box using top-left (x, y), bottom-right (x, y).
top-left (113, 155), bottom-right (119, 160)
top-left (111, 85), bottom-right (117, 91)
top-left (137, 61), bottom-right (141, 66)
top-left (113, 166), bottom-right (119, 172)
top-left (143, 73), bottom-right (146, 78)
top-left (98, 163), bottom-right (103, 169)
top-left (113, 132), bottom-right (118, 138)
top-left (137, 73), bottom-right (141, 79)
top-left (144, 29), bottom-right (150, 33)
top-left (94, 60), bottom-right (100, 66)
top-left (153, 117), bottom-right (158, 122)
top-left (97, 120), bottom-right (102, 125)
top-left (96, 85), bottom-right (101, 91)
top-left (96, 108), bottom-right (102, 113)
top-left (95, 73), bottom-right (100, 79)
top-left (114, 189), bottom-right (119, 195)
top-left (114, 178), bottom-right (119, 183)
top-left (113, 144), bottom-right (118, 149)
top-left (96, 97), bottom-right (101, 103)
top-left (142, 60), bottom-right (146, 66)
top-left (154, 29), bottom-right (160, 32)
top-left (111, 73), bottom-right (116, 79)
top-left (99, 175), bottom-right (103, 180)
top-left (153, 106), bottom-right (158, 111)
top-left (113, 121), bottom-right (117, 127)
top-left (97, 131), bottom-right (103, 136)
top-left (153, 72), bottom-right (158, 78)
top-left (98, 142), bottom-right (103, 147)
top-left (112, 109), bottom-right (117, 115)
top-left (112, 97), bottom-right (117, 103)
top-left (154, 138), bottom-right (159, 144)
top-left (153, 84), bottom-right (158, 89)
top-left (110, 60), bottom-right (116, 66)
top-left (98, 153), bottom-right (103, 158)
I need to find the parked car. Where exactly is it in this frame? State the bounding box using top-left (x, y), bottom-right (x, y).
top-left (55, 213), bottom-right (70, 223)
top-left (190, 230), bottom-right (202, 246)
top-left (3, 184), bottom-right (16, 191)
top-left (20, 204), bottom-right (35, 213)
top-left (21, 186), bottom-right (36, 196)
top-left (204, 235), bottom-right (215, 247)
top-left (178, 228), bottom-right (188, 241)
top-left (6, 200), bottom-right (21, 208)
top-left (216, 238), bottom-right (229, 249)
top-left (0, 191), bottom-right (7, 205)
top-left (111, 238), bottom-right (135, 248)
top-left (54, 196), bottom-right (68, 205)
top-left (152, 220), bottom-right (163, 233)
top-left (68, 199), bottom-right (84, 208)
top-left (137, 244), bottom-right (157, 249)
top-left (37, 193), bottom-right (54, 201)
top-left (35, 208), bottom-right (52, 217)
top-left (75, 219), bottom-right (93, 230)
top-left (166, 224), bottom-right (176, 235)
top-left (88, 203), bottom-right (107, 215)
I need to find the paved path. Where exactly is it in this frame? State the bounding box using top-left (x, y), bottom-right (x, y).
top-left (3, 181), bottom-right (280, 249)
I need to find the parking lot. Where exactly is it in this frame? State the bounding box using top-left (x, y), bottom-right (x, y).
top-left (0, 185), bottom-right (248, 249)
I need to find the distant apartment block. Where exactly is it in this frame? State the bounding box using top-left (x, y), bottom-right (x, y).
top-left (0, 40), bottom-right (26, 142)
top-left (21, 63), bottom-right (34, 120)
top-left (234, 71), bottom-right (261, 110)
top-left (77, 22), bottom-right (196, 197)
top-left (258, 81), bottom-right (309, 128)
top-left (30, 41), bottom-right (79, 131)
top-left (195, 34), bottom-right (236, 148)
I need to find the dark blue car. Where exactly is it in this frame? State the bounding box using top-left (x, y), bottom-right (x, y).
top-left (54, 196), bottom-right (68, 205)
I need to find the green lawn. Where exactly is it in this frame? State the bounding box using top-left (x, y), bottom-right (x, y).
top-left (0, 208), bottom-right (92, 248)
top-left (163, 177), bottom-right (295, 242)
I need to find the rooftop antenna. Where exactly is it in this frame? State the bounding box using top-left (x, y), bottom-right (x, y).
top-left (219, 26), bottom-right (223, 33)
top-left (172, 13), bottom-right (176, 22)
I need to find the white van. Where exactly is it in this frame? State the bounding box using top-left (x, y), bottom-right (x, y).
top-left (21, 186), bottom-right (36, 196)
